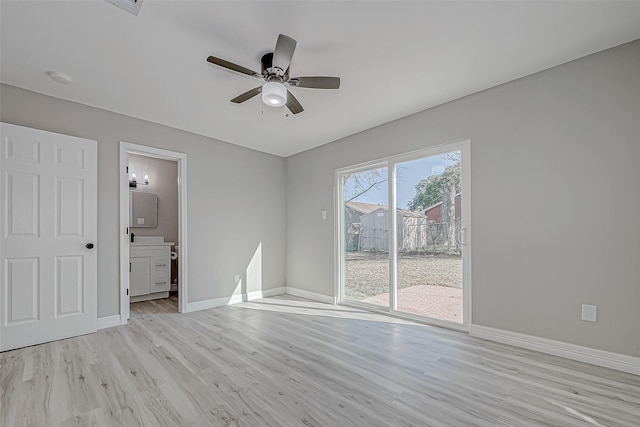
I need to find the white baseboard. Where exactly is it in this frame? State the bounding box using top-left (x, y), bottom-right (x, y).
top-left (97, 315), bottom-right (122, 330)
top-left (185, 286), bottom-right (287, 313)
top-left (185, 296), bottom-right (229, 312)
top-left (470, 324), bottom-right (640, 376)
top-left (284, 287), bottom-right (336, 304)
top-left (184, 286), bottom-right (334, 313)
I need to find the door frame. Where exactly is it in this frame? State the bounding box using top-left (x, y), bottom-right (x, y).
top-left (335, 139), bottom-right (471, 332)
top-left (119, 142), bottom-right (188, 323)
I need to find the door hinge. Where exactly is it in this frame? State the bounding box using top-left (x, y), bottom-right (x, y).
top-left (129, 262), bottom-right (132, 272)
top-left (127, 288), bottom-right (129, 296)
top-left (126, 227), bottom-right (129, 235)
top-left (126, 166), bottom-right (129, 173)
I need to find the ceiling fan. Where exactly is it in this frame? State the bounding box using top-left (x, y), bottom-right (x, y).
top-left (206, 34), bottom-right (340, 115)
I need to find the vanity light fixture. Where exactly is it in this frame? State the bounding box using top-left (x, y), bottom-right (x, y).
top-left (129, 173), bottom-right (149, 188)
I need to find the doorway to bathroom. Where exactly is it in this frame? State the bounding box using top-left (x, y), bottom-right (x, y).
top-left (119, 142), bottom-right (188, 323)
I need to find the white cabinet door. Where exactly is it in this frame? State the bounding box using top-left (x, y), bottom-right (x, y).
top-left (0, 123), bottom-right (97, 351)
top-left (130, 257), bottom-right (150, 296)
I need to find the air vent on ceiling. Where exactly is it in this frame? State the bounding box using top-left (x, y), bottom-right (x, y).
top-left (104, 0), bottom-right (144, 16)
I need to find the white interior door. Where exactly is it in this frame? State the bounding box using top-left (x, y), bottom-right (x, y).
top-left (1, 123), bottom-right (97, 351)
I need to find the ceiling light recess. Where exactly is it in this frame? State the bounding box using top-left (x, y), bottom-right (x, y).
top-left (46, 71), bottom-right (72, 85)
top-left (262, 82), bottom-right (287, 107)
top-left (104, 0), bottom-right (144, 16)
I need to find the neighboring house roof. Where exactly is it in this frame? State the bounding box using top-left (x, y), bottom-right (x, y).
top-left (345, 201), bottom-right (384, 215)
top-left (348, 201), bottom-right (424, 218)
top-left (400, 210), bottom-right (425, 218)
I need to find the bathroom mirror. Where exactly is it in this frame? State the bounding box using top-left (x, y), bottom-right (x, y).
top-left (130, 191), bottom-right (158, 228)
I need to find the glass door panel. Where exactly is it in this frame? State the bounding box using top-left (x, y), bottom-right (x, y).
top-left (342, 166), bottom-right (389, 308)
top-left (394, 151), bottom-right (463, 323)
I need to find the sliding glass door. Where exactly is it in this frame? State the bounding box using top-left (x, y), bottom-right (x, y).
top-left (338, 141), bottom-right (470, 329)
top-left (341, 165), bottom-right (389, 308)
top-left (393, 151), bottom-right (463, 323)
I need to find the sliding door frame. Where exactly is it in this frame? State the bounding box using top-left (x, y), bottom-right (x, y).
top-left (334, 160), bottom-right (389, 309)
top-left (335, 139), bottom-right (471, 332)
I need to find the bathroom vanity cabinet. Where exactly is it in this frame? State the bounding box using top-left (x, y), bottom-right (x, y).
top-left (130, 243), bottom-right (172, 302)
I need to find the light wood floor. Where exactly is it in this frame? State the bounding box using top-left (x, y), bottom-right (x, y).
top-left (1, 295), bottom-right (639, 426)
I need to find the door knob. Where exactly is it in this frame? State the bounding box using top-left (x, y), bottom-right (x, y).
top-left (86, 243), bottom-right (95, 249)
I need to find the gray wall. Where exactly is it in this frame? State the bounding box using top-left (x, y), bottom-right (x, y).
top-left (285, 40), bottom-right (640, 357)
top-left (0, 84), bottom-right (287, 318)
top-left (2, 40), bottom-right (638, 358)
top-left (128, 154), bottom-right (179, 244)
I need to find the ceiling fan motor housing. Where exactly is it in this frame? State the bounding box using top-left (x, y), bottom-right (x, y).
top-left (260, 53), bottom-right (273, 74)
top-left (261, 52), bottom-right (286, 78)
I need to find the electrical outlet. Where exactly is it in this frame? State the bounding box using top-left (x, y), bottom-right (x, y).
top-left (322, 210), bottom-right (327, 220)
top-left (234, 274), bottom-right (240, 284)
top-left (581, 304), bottom-right (597, 322)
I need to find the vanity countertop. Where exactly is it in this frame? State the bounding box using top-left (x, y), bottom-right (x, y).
top-left (130, 242), bottom-right (175, 247)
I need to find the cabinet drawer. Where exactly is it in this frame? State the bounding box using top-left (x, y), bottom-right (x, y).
top-left (151, 277), bottom-right (170, 292)
top-left (151, 256), bottom-right (170, 276)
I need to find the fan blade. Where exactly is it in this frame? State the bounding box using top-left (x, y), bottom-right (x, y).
top-left (289, 76), bottom-right (340, 89)
top-left (207, 56), bottom-right (260, 78)
top-left (272, 34), bottom-right (297, 73)
top-left (231, 86), bottom-right (262, 103)
top-left (286, 90), bottom-right (304, 114)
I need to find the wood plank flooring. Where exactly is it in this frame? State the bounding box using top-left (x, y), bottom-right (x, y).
top-left (1, 295), bottom-right (639, 426)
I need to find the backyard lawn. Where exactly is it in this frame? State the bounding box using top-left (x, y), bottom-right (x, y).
top-left (344, 252), bottom-right (462, 300)
top-left (344, 252), bottom-right (463, 322)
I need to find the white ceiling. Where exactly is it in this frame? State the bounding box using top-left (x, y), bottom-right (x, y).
top-left (2, 1), bottom-right (640, 157)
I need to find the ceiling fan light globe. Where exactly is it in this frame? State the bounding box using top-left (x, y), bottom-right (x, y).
top-left (262, 82), bottom-right (287, 107)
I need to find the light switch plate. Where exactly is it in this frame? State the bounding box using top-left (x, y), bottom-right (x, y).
top-left (581, 304), bottom-right (597, 322)
top-left (322, 210), bottom-right (327, 220)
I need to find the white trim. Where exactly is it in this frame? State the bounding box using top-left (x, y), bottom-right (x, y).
top-left (185, 287), bottom-right (335, 313)
top-left (334, 172), bottom-right (343, 303)
top-left (119, 142), bottom-right (188, 325)
top-left (97, 315), bottom-right (121, 330)
top-left (333, 183), bottom-right (340, 306)
top-left (185, 287), bottom-right (286, 313)
top-left (339, 300), bottom-right (469, 332)
top-left (335, 158), bottom-right (389, 177)
top-left (470, 324), bottom-right (640, 376)
top-left (388, 163), bottom-right (398, 311)
top-left (119, 146), bottom-right (129, 324)
top-left (230, 287), bottom-right (286, 304)
top-left (285, 287), bottom-right (336, 304)
top-left (185, 297), bottom-right (230, 313)
top-left (461, 141), bottom-right (472, 328)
